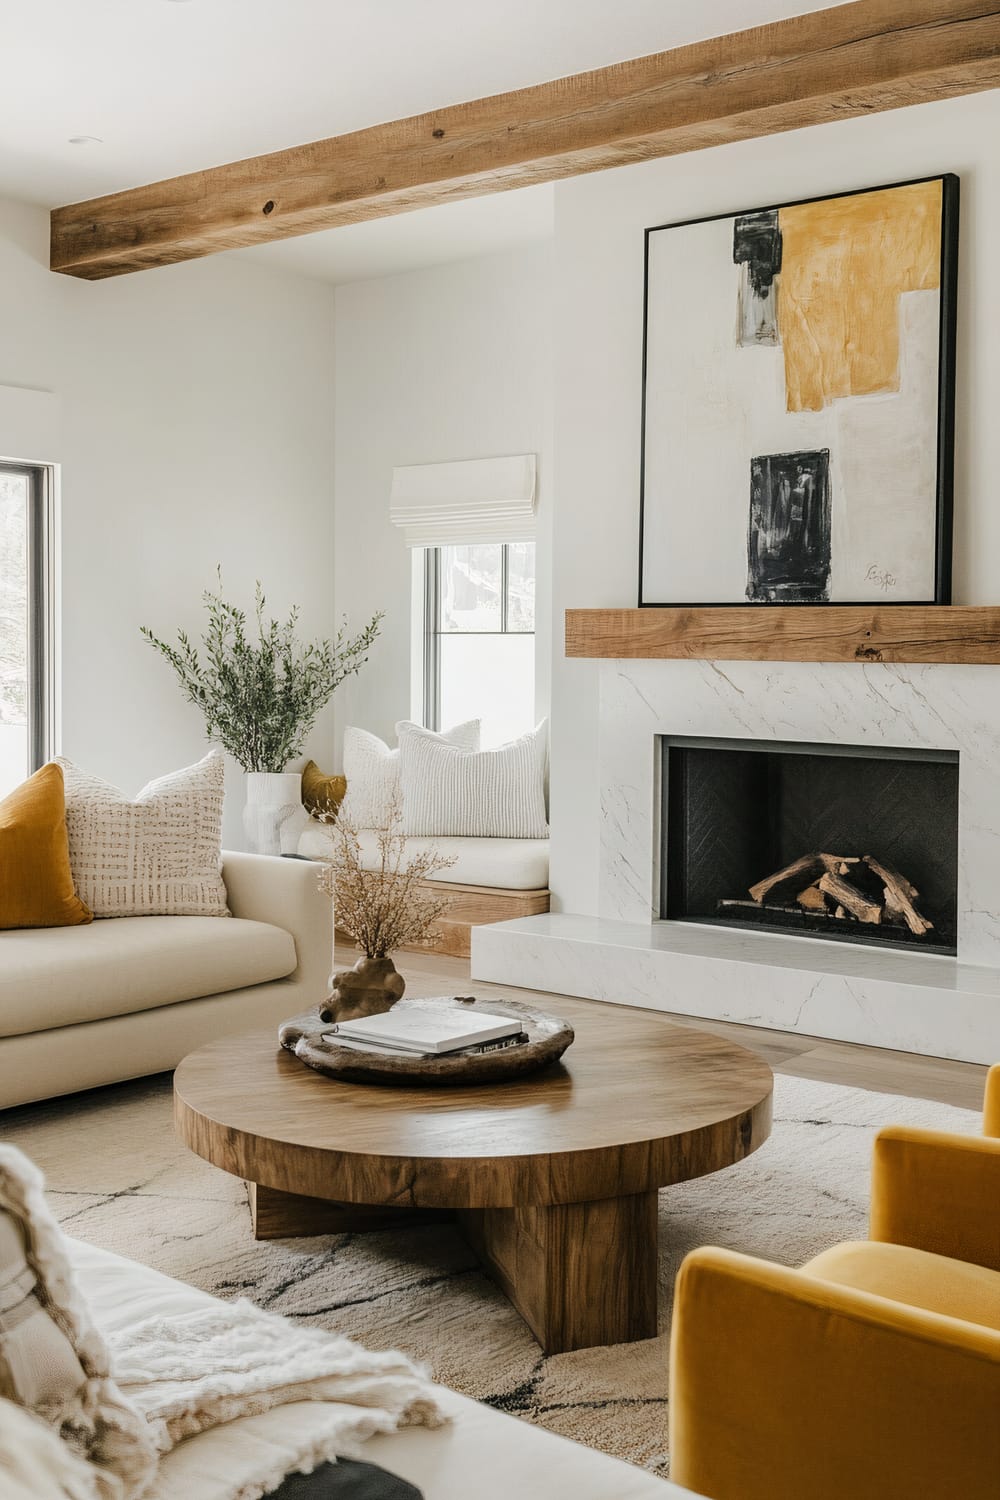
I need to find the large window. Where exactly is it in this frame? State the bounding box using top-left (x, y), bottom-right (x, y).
top-left (424, 542), bottom-right (534, 746)
top-left (0, 461), bottom-right (51, 797)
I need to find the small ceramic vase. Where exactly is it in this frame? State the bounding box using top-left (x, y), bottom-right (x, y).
top-left (319, 955), bottom-right (406, 1024)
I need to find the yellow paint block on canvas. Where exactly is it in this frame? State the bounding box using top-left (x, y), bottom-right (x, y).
top-left (779, 181), bottom-right (942, 413)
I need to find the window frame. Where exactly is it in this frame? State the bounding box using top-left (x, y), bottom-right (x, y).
top-left (422, 542), bottom-right (532, 732)
top-left (0, 459), bottom-right (53, 776)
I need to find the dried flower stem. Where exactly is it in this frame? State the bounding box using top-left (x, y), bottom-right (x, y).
top-left (316, 791), bottom-right (455, 958)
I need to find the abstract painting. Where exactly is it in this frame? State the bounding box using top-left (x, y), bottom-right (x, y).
top-left (639, 176), bottom-right (958, 606)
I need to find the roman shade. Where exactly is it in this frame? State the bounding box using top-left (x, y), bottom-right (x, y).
top-left (389, 454), bottom-right (536, 546)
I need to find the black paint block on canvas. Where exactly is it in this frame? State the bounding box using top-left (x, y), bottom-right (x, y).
top-left (733, 210), bottom-right (782, 346)
top-left (747, 450), bottom-right (832, 603)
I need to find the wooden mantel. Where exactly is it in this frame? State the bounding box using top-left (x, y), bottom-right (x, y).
top-left (565, 606), bottom-right (1000, 665)
top-left (51, 0), bottom-right (1000, 279)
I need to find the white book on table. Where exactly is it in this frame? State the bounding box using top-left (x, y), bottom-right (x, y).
top-left (328, 1003), bottom-right (522, 1055)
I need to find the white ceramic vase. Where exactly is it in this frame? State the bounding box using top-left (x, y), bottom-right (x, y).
top-left (242, 771), bottom-right (309, 856)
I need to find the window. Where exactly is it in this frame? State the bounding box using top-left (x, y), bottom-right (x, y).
top-left (0, 461), bottom-right (51, 797)
top-left (424, 542), bottom-right (535, 746)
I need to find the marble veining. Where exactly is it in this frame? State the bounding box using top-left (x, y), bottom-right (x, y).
top-left (472, 914), bottom-right (1000, 1063)
top-left (477, 658), bottom-right (1000, 1061)
top-left (598, 659), bottom-right (1000, 970)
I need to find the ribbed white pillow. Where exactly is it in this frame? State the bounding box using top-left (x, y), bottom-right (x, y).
top-left (338, 720), bottom-right (480, 829)
top-left (57, 750), bottom-right (229, 917)
top-left (399, 721), bottom-right (549, 838)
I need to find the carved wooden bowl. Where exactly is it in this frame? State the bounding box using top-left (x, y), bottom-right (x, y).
top-left (278, 996), bottom-right (574, 1088)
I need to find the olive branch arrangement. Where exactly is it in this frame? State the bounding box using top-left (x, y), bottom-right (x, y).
top-left (315, 792), bottom-right (455, 959)
top-left (141, 571), bottom-right (382, 773)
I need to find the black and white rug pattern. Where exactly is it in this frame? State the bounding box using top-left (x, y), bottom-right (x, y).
top-left (4, 1072), bottom-right (979, 1475)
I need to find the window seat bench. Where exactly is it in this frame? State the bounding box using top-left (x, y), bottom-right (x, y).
top-left (296, 825), bottom-right (550, 958)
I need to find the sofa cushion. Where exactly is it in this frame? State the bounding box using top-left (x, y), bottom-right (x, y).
top-left (804, 1240), bottom-right (1000, 1332)
top-left (0, 1396), bottom-right (111, 1500)
top-left (0, 765), bottom-right (91, 931)
top-left (297, 828), bottom-right (549, 891)
top-left (398, 721), bottom-right (548, 839)
top-left (0, 917), bottom-right (297, 1038)
top-left (58, 751), bottom-right (228, 918)
top-left (0, 1212), bottom-right (91, 1414)
top-left (0, 1151), bottom-right (157, 1499)
top-left (338, 722), bottom-right (479, 830)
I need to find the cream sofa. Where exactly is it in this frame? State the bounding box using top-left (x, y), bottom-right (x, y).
top-left (0, 853), bottom-right (332, 1111)
top-left (73, 1237), bottom-right (693, 1500)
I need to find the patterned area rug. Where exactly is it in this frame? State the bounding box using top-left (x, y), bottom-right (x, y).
top-left (4, 1071), bottom-right (979, 1477)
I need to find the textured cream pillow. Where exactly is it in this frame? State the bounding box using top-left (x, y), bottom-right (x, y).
top-left (57, 751), bottom-right (228, 918)
top-left (338, 720), bottom-right (480, 829)
top-left (0, 1146), bottom-right (157, 1499)
top-left (399, 720), bottom-right (549, 838)
top-left (0, 1399), bottom-right (110, 1500)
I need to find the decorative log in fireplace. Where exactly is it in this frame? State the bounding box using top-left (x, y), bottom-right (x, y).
top-left (721, 852), bottom-right (935, 937)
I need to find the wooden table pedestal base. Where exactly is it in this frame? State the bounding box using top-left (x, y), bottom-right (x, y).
top-left (248, 1182), bottom-right (450, 1239)
top-left (459, 1191), bottom-right (658, 1353)
top-left (247, 1181), bottom-right (658, 1354)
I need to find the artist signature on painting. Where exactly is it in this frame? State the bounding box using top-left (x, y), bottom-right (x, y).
top-left (866, 563), bottom-right (898, 592)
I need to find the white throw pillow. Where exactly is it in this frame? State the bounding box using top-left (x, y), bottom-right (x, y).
top-left (338, 720), bottom-right (480, 829)
top-left (57, 750), bottom-right (229, 918)
top-left (0, 1399), bottom-right (110, 1500)
top-left (399, 720), bottom-right (549, 838)
top-left (0, 1146), bottom-right (157, 1499)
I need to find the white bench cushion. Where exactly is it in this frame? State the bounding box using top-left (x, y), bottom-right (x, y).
top-left (297, 827), bottom-right (549, 891)
top-left (0, 917), bottom-right (297, 1037)
top-left (70, 1239), bottom-right (686, 1500)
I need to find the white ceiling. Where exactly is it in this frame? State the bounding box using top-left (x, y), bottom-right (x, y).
top-left (2, 0), bottom-right (841, 283)
top-left (239, 185), bottom-right (555, 286)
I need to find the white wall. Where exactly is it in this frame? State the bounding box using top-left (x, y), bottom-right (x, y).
top-left (331, 245), bottom-right (553, 754)
top-left (0, 197), bottom-right (336, 847)
top-left (549, 88), bottom-right (1000, 916)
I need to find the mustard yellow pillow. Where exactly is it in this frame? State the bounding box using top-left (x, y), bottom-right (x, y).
top-left (301, 761), bottom-right (347, 819)
top-left (0, 764), bottom-right (92, 929)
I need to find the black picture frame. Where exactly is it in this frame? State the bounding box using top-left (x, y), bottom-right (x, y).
top-left (638, 173), bottom-right (960, 608)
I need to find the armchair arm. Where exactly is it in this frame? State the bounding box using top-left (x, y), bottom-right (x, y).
top-left (670, 1246), bottom-right (1000, 1500)
top-left (870, 1126), bottom-right (1000, 1271)
top-left (985, 1064), bottom-right (1000, 1136)
top-left (221, 852), bottom-right (332, 1001)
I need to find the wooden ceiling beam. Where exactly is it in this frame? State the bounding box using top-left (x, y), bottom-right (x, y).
top-left (50, 0), bottom-right (1000, 280)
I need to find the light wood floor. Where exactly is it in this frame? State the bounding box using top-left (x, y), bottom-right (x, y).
top-left (367, 943), bottom-right (990, 1113)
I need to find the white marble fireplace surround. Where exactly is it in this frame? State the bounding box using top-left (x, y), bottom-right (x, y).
top-left (472, 659), bottom-right (1000, 1064)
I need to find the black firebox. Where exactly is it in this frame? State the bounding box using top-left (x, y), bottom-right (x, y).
top-left (661, 737), bottom-right (959, 956)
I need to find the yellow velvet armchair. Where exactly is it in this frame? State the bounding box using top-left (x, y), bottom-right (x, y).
top-left (669, 1064), bottom-right (1000, 1500)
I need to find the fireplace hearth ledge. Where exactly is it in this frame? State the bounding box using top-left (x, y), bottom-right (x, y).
top-left (471, 913), bottom-right (1000, 1065)
top-left (483, 658), bottom-right (1000, 1061)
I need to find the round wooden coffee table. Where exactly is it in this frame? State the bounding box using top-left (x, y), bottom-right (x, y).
top-left (174, 994), bottom-right (773, 1353)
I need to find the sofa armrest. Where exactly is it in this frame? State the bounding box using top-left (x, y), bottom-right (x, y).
top-left (985, 1063), bottom-right (1000, 1136)
top-left (222, 852), bottom-right (332, 1002)
top-left (669, 1246), bottom-right (1000, 1500)
top-left (869, 1125), bottom-right (1000, 1271)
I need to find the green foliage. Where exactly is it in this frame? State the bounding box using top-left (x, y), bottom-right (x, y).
top-left (142, 573), bottom-right (382, 773)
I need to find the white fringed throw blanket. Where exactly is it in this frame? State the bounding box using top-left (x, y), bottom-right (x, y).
top-left (0, 1146), bottom-right (445, 1500)
top-left (107, 1298), bottom-right (446, 1466)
